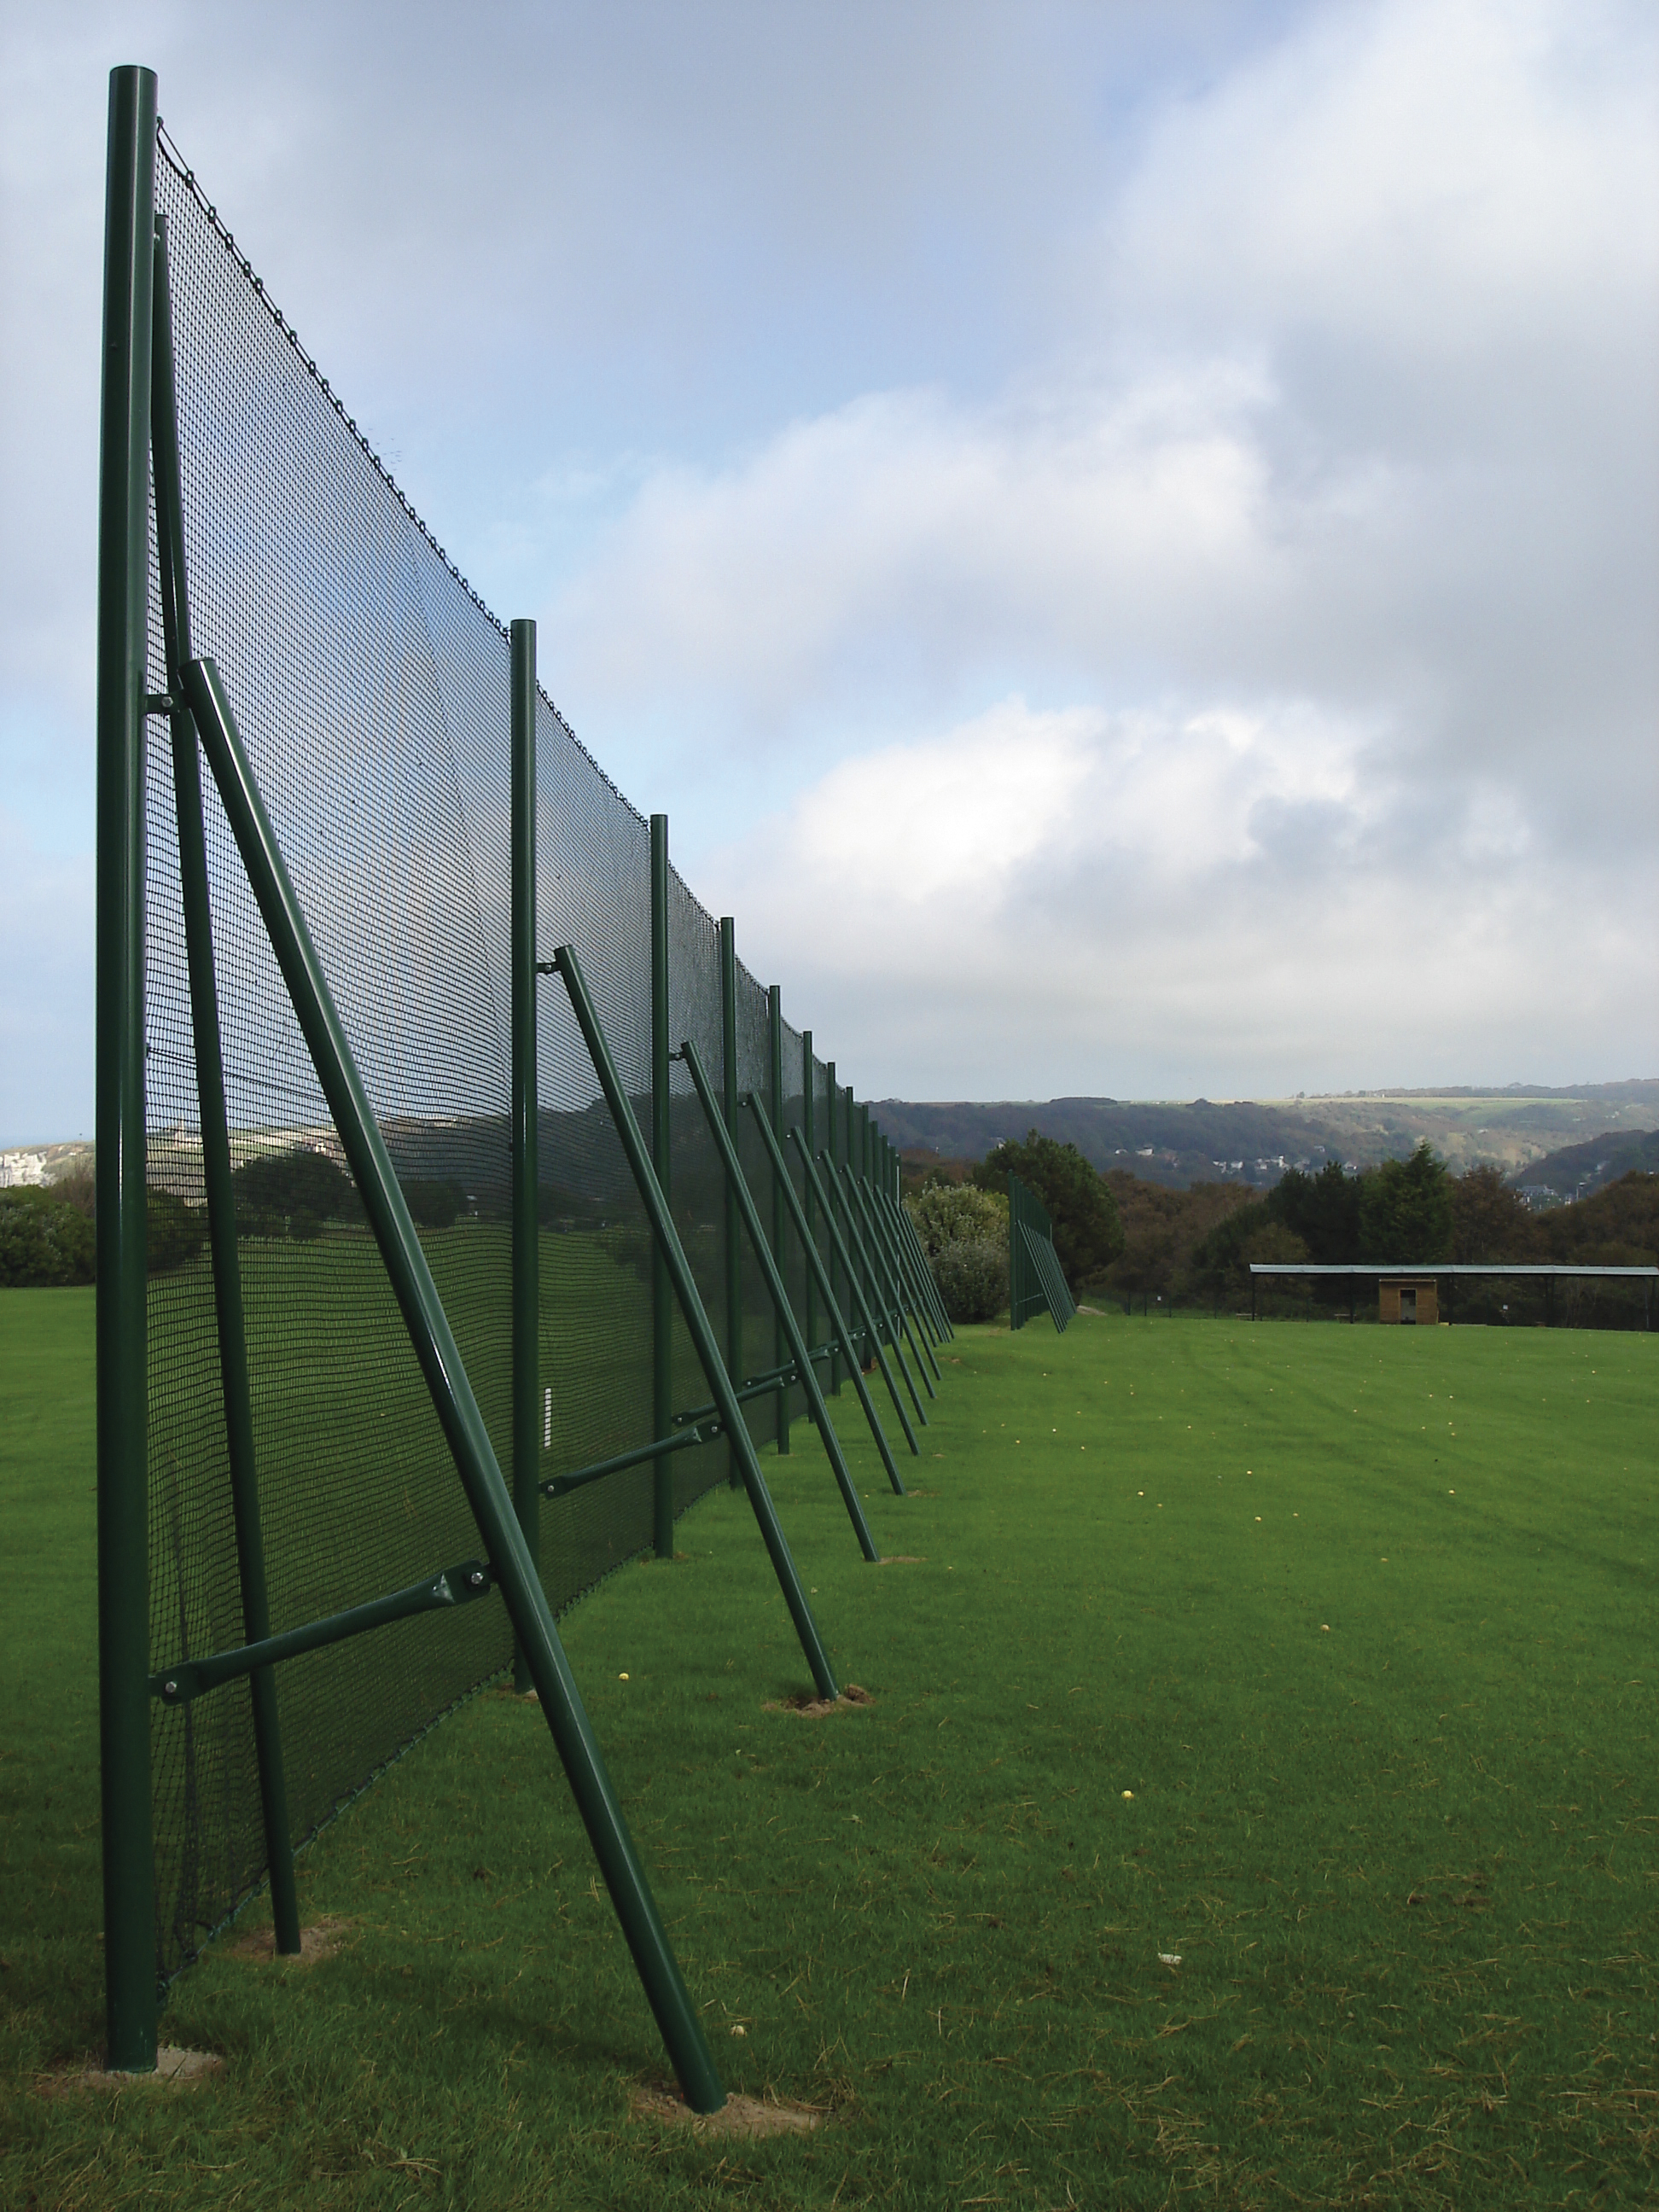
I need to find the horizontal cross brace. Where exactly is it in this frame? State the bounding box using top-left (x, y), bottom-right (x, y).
top-left (672, 1336), bottom-right (851, 1431)
top-left (150, 1557), bottom-right (495, 1706)
top-left (540, 1421), bottom-right (719, 1499)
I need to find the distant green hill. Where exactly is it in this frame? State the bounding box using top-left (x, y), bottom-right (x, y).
top-left (880, 1083), bottom-right (1659, 1190)
top-left (1506, 1128), bottom-right (1659, 1199)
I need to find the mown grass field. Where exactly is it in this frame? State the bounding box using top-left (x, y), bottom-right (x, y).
top-left (3, 1289), bottom-right (1655, 2208)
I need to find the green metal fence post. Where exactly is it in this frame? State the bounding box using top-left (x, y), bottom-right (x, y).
top-left (853, 1167), bottom-right (940, 1385)
top-left (96, 61), bottom-right (158, 2075)
top-left (824, 1062), bottom-right (842, 1388)
top-left (511, 621), bottom-right (541, 1685)
top-left (823, 1151), bottom-right (928, 1423)
top-left (768, 986), bottom-right (789, 1453)
top-left (148, 209), bottom-right (301, 1958)
top-left (551, 947), bottom-right (838, 1701)
top-left (789, 1127), bottom-right (923, 1458)
top-left (650, 815), bottom-right (674, 1557)
top-left (742, 1097), bottom-right (906, 1493)
top-left (801, 1031), bottom-right (817, 1382)
top-left (719, 919), bottom-right (742, 1489)
top-left (180, 656), bottom-right (725, 2113)
top-left (678, 1040), bottom-right (878, 1561)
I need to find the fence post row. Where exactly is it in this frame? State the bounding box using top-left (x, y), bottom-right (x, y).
top-left (768, 986), bottom-right (789, 1453)
top-left (801, 1030), bottom-right (817, 1387)
top-left (824, 1061), bottom-right (842, 1389)
top-left (719, 919), bottom-right (743, 1489)
top-left (676, 1039), bottom-right (878, 1561)
top-left (650, 815), bottom-right (675, 1557)
top-left (741, 1094), bottom-right (908, 1496)
top-left (788, 1126), bottom-right (923, 1459)
top-left (551, 947), bottom-right (839, 1703)
top-left (841, 1156), bottom-right (938, 1395)
top-left (824, 1151), bottom-right (929, 1422)
top-left (511, 621), bottom-right (540, 1686)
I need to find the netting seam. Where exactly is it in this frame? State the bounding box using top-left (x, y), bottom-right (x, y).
top-left (152, 118), bottom-right (637, 823)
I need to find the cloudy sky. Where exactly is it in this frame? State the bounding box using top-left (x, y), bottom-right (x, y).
top-left (3, 0), bottom-right (1654, 1142)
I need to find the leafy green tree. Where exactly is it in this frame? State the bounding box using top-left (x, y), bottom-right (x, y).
top-left (972, 1132), bottom-right (1124, 1289)
top-left (402, 1177), bottom-right (464, 1230)
top-left (1187, 1203), bottom-right (1307, 1308)
top-left (1358, 1143), bottom-right (1452, 1262)
top-left (1451, 1166), bottom-right (1538, 1263)
top-left (230, 1148), bottom-right (353, 1237)
top-left (1267, 1161), bottom-right (1363, 1264)
top-left (147, 1185), bottom-right (207, 1272)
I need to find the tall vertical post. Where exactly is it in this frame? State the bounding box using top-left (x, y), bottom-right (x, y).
top-left (719, 919), bottom-right (742, 1488)
top-left (768, 985), bottom-right (789, 1453)
top-left (800, 1030), bottom-right (816, 1383)
top-left (510, 621), bottom-right (541, 1682)
top-left (825, 1062), bottom-right (842, 1381)
top-left (650, 815), bottom-right (674, 1557)
top-left (96, 61), bottom-right (159, 2075)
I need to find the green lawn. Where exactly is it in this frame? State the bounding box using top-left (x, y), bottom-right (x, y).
top-left (3, 1291), bottom-right (1655, 2207)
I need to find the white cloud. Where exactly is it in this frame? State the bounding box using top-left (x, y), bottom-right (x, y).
top-left (703, 696), bottom-right (1643, 1097)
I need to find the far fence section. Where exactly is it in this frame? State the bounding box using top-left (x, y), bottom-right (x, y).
top-left (1009, 1172), bottom-right (1075, 1333)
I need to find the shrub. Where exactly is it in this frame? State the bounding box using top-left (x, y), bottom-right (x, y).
top-left (906, 1185), bottom-right (1010, 1321)
top-left (929, 1236), bottom-right (1009, 1324)
top-left (230, 1148), bottom-right (353, 1238)
top-left (0, 1189), bottom-right (96, 1287)
top-left (402, 1177), bottom-right (464, 1230)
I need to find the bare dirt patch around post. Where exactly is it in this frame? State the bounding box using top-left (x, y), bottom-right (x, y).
top-left (630, 2082), bottom-right (825, 2138)
top-left (38, 2046), bottom-right (225, 2098)
top-left (228, 1916), bottom-right (353, 1965)
top-left (764, 1683), bottom-right (874, 1719)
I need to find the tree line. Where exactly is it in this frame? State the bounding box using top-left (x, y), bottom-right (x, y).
top-left (905, 1132), bottom-right (1656, 1327)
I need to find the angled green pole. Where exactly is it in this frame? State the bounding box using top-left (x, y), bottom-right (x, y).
top-left (899, 1188), bottom-right (952, 1340)
top-left (552, 946), bottom-right (838, 1700)
top-left (511, 621), bottom-right (540, 1685)
top-left (822, 1132), bottom-right (925, 1417)
top-left (719, 919), bottom-right (742, 1488)
top-left (150, 209), bottom-right (301, 1957)
top-left (679, 1040), bottom-right (877, 1560)
top-left (789, 1125), bottom-right (923, 1458)
top-left (181, 656), bottom-right (725, 2114)
top-left (823, 1151), bottom-right (929, 1422)
top-left (824, 1060), bottom-right (843, 1388)
top-left (869, 1141), bottom-right (946, 1357)
top-left (848, 1089), bottom-right (873, 1326)
top-left (852, 1166), bottom-right (940, 1385)
top-left (888, 1180), bottom-right (946, 1346)
top-left (845, 1149), bottom-right (938, 1386)
top-left (876, 1155), bottom-right (942, 1347)
top-left (862, 1127), bottom-right (932, 1356)
top-left (744, 1096), bottom-right (907, 1493)
top-left (650, 815), bottom-right (673, 1557)
top-left (96, 61), bottom-right (158, 2074)
top-left (767, 986), bottom-right (789, 1453)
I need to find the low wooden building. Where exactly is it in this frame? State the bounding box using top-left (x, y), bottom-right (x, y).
top-left (1379, 1278), bottom-right (1438, 1325)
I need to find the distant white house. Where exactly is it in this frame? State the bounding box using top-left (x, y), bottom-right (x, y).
top-left (0, 1150), bottom-right (49, 1189)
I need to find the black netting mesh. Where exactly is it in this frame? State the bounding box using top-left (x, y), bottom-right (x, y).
top-left (140, 131), bottom-right (855, 1988)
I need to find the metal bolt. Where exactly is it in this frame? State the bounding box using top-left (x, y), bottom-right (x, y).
top-left (163, 1679), bottom-right (178, 1698)
top-left (469, 1569), bottom-right (486, 1588)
